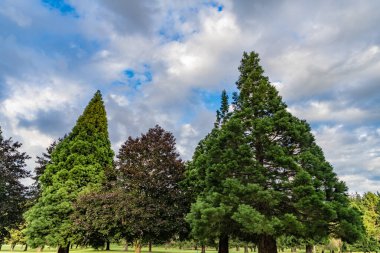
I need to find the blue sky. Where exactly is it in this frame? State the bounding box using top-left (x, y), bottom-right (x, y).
top-left (0, 0), bottom-right (379, 193)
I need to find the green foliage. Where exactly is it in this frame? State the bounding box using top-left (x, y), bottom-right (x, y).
top-left (350, 192), bottom-right (380, 251)
top-left (0, 126), bottom-right (30, 245)
top-left (5, 223), bottom-right (27, 250)
top-left (185, 52), bottom-right (363, 253)
top-left (24, 91), bottom-right (114, 249)
top-left (116, 125), bottom-right (187, 245)
top-left (71, 190), bottom-right (124, 248)
top-left (30, 138), bottom-right (64, 200)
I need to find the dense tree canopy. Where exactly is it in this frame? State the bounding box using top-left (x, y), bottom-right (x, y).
top-left (186, 52), bottom-right (363, 253)
top-left (24, 91), bottom-right (114, 253)
top-left (116, 125), bottom-right (187, 253)
top-left (0, 127), bottom-right (30, 247)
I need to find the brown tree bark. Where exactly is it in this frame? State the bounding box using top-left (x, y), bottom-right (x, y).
top-left (218, 234), bottom-right (229, 253)
top-left (306, 245), bottom-right (313, 253)
top-left (24, 244), bottom-right (28, 251)
top-left (134, 240), bottom-right (141, 253)
top-left (57, 243), bottom-right (70, 253)
top-left (201, 245), bottom-right (206, 253)
top-left (149, 242), bottom-right (152, 252)
top-left (244, 245), bottom-right (249, 253)
top-left (258, 235), bottom-right (277, 253)
top-left (124, 241), bottom-right (129, 251)
top-left (291, 247), bottom-right (297, 252)
top-left (106, 241), bottom-right (110, 251)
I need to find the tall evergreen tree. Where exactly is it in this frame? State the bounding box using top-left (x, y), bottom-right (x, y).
top-left (116, 125), bottom-right (187, 253)
top-left (0, 127), bottom-right (30, 249)
top-left (24, 91), bottom-right (114, 253)
top-left (186, 52), bottom-right (363, 253)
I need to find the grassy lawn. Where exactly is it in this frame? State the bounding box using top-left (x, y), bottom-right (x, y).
top-left (0, 245), bottom-right (293, 253)
top-left (0, 244), bottom-right (224, 253)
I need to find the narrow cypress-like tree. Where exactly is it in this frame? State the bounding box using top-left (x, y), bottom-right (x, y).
top-left (24, 91), bottom-right (114, 253)
top-left (186, 52), bottom-right (363, 253)
top-left (0, 127), bottom-right (30, 249)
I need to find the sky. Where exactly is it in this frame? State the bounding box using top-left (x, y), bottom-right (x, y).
top-left (0, 0), bottom-right (379, 193)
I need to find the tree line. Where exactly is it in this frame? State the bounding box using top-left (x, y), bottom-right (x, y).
top-left (0, 52), bottom-right (377, 253)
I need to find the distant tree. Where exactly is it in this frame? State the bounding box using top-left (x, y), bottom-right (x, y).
top-left (350, 192), bottom-right (380, 252)
top-left (24, 91), bottom-right (114, 253)
top-left (0, 127), bottom-right (30, 249)
top-left (186, 52), bottom-right (363, 253)
top-left (117, 125), bottom-right (187, 253)
top-left (5, 223), bottom-right (27, 251)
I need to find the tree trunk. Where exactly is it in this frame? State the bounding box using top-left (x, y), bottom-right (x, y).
top-left (134, 240), bottom-right (141, 253)
top-left (245, 246), bottom-right (249, 253)
top-left (124, 241), bottom-right (129, 251)
top-left (11, 244), bottom-right (15, 251)
top-left (218, 234), bottom-right (229, 253)
top-left (106, 241), bottom-right (110, 251)
top-left (24, 244), bottom-right (28, 251)
top-left (291, 248), bottom-right (296, 253)
top-left (201, 245), bottom-right (206, 253)
top-left (37, 246), bottom-right (44, 252)
top-left (58, 246), bottom-right (65, 253)
top-left (306, 245), bottom-right (313, 253)
top-left (258, 235), bottom-right (277, 253)
top-left (195, 245), bottom-right (198, 250)
top-left (149, 242), bottom-right (152, 252)
top-left (0, 244), bottom-right (2, 250)
top-left (237, 246), bottom-right (240, 251)
top-left (66, 242), bottom-right (70, 253)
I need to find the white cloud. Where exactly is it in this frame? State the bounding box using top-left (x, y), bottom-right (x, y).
top-left (0, 0), bottom-right (379, 193)
top-left (314, 125), bottom-right (380, 193)
top-left (288, 100), bottom-right (372, 124)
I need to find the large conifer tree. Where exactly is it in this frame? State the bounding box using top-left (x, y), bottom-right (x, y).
top-left (24, 91), bottom-right (114, 253)
top-left (186, 52), bottom-right (363, 253)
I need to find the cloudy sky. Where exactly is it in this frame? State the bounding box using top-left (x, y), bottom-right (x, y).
top-left (0, 0), bottom-right (379, 193)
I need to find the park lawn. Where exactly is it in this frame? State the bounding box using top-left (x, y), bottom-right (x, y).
top-left (0, 245), bottom-right (296, 253)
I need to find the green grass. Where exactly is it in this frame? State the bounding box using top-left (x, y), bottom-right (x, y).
top-left (0, 245), bottom-right (291, 253)
top-left (1, 244), bottom-right (216, 253)
top-left (4, 245), bottom-right (364, 253)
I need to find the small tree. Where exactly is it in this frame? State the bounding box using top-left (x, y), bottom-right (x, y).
top-left (5, 224), bottom-right (27, 251)
top-left (71, 189), bottom-right (124, 250)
